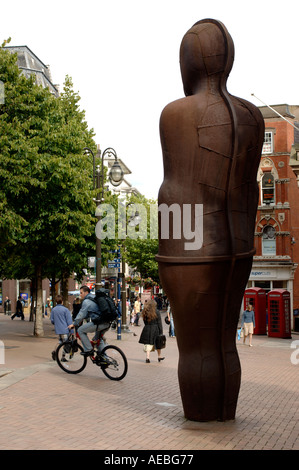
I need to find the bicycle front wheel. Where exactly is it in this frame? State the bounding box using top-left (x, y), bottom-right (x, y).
top-left (100, 345), bottom-right (128, 381)
top-left (56, 341), bottom-right (87, 374)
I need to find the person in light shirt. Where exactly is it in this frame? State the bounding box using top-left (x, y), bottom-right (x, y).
top-left (241, 304), bottom-right (255, 347)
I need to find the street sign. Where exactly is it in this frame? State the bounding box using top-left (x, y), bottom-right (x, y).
top-left (108, 263), bottom-right (120, 269)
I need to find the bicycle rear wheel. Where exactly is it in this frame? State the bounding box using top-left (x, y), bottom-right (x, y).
top-left (56, 341), bottom-right (87, 374)
top-left (100, 345), bottom-right (128, 381)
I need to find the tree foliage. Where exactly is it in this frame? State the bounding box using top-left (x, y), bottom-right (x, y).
top-left (123, 195), bottom-right (159, 282)
top-left (0, 45), bottom-right (99, 335)
top-left (0, 43), bottom-right (162, 338)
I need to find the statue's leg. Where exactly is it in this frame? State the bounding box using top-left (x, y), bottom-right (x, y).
top-left (159, 257), bottom-right (252, 421)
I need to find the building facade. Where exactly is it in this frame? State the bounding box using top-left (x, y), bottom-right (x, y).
top-left (248, 104), bottom-right (299, 328)
top-left (5, 46), bottom-right (59, 96)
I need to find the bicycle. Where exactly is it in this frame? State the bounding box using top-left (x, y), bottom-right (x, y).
top-left (54, 330), bottom-right (128, 381)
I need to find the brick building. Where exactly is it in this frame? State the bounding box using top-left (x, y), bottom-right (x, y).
top-left (247, 104), bottom-right (299, 328)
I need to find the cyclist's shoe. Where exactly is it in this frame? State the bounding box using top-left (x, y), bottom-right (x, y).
top-left (51, 350), bottom-right (56, 361)
top-left (97, 352), bottom-right (109, 362)
top-left (80, 349), bottom-right (94, 357)
top-left (96, 353), bottom-right (109, 368)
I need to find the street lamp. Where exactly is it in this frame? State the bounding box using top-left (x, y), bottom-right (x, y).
top-left (83, 146), bottom-right (124, 290)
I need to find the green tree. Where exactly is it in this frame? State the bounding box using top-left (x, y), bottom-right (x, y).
top-left (123, 195), bottom-right (159, 282)
top-left (0, 46), bottom-right (98, 336)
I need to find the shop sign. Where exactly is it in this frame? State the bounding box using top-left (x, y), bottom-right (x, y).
top-left (250, 270), bottom-right (276, 278)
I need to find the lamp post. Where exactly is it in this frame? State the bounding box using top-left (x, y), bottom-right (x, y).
top-left (83, 146), bottom-right (124, 290)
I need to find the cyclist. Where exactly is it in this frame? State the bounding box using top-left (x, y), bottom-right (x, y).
top-left (69, 285), bottom-right (110, 357)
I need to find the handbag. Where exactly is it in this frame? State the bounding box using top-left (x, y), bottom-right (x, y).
top-left (164, 316), bottom-right (170, 325)
top-left (155, 334), bottom-right (166, 349)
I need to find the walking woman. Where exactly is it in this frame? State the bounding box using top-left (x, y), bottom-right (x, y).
top-left (241, 304), bottom-right (255, 346)
top-left (139, 300), bottom-right (165, 363)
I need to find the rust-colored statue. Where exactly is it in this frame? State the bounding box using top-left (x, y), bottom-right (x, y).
top-left (157, 19), bottom-right (264, 421)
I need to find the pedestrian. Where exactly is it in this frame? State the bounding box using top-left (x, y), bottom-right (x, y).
top-left (45, 298), bottom-right (52, 317)
top-left (72, 297), bottom-right (81, 321)
top-left (134, 295), bottom-right (141, 326)
top-left (4, 296), bottom-right (11, 316)
top-left (51, 295), bottom-right (73, 341)
top-left (130, 297), bottom-right (135, 325)
top-left (241, 304), bottom-right (255, 347)
top-left (126, 298), bottom-right (130, 326)
top-left (139, 299), bottom-right (165, 363)
top-left (50, 295), bottom-right (74, 360)
top-left (155, 294), bottom-right (163, 311)
top-left (11, 296), bottom-right (25, 320)
top-left (167, 304), bottom-right (175, 337)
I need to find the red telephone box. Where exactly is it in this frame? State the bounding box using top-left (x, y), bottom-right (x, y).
top-left (244, 287), bottom-right (267, 335)
top-left (267, 289), bottom-right (292, 338)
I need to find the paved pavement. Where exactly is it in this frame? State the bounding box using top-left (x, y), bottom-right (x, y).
top-left (0, 312), bottom-right (298, 451)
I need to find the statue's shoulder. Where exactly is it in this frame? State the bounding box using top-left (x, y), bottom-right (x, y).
top-left (160, 95), bottom-right (202, 128)
top-left (231, 95), bottom-right (264, 126)
top-left (160, 96), bottom-right (187, 116)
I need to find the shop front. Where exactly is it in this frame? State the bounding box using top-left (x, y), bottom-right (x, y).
top-left (247, 258), bottom-right (297, 328)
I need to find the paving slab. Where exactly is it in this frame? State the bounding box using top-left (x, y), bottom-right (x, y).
top-left (0, 313), bottom-right (298, 451)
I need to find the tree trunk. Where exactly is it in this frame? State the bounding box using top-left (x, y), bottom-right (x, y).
top-left (50, 274), bottom-right (59, 307)
top-left (34, 264), bottom-right (44, 337)
top-left (61, 272), bottom-right (69, 309)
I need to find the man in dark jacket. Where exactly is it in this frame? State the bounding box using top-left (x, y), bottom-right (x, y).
top-left (4, 297), bottom-right (11, 315)
top-left (11, 296), bottom-right (24, 320)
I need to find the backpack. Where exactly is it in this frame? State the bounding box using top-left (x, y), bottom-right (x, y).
top-left (91, 288), bottom-right (118, 324)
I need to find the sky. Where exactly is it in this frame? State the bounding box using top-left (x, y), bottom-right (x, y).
top-left (1, 0), bottom-right (299, 199)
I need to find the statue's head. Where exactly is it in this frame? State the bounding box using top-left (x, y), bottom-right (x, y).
top-left (180, 19), bottom-right (234, 96)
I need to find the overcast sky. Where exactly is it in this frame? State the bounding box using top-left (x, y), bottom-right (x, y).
top-left (1, 0), bottom-right (298, 199)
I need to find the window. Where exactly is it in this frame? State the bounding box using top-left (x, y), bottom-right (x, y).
top-left (255, 281), bottom-right (271, 293)
top-left (262, 225), bottom-right (276, 256)
top-left (273, 281), bottom-right (287, 289)
top-left (262, 131), bottom-right (274, 154)
top-left (269, 299), bottom-right (280, 332)
top-left (261, 172), bottom-right (275, 205)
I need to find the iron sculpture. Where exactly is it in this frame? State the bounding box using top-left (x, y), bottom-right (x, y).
top-left (157, 19), bottom-right (264, 421)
